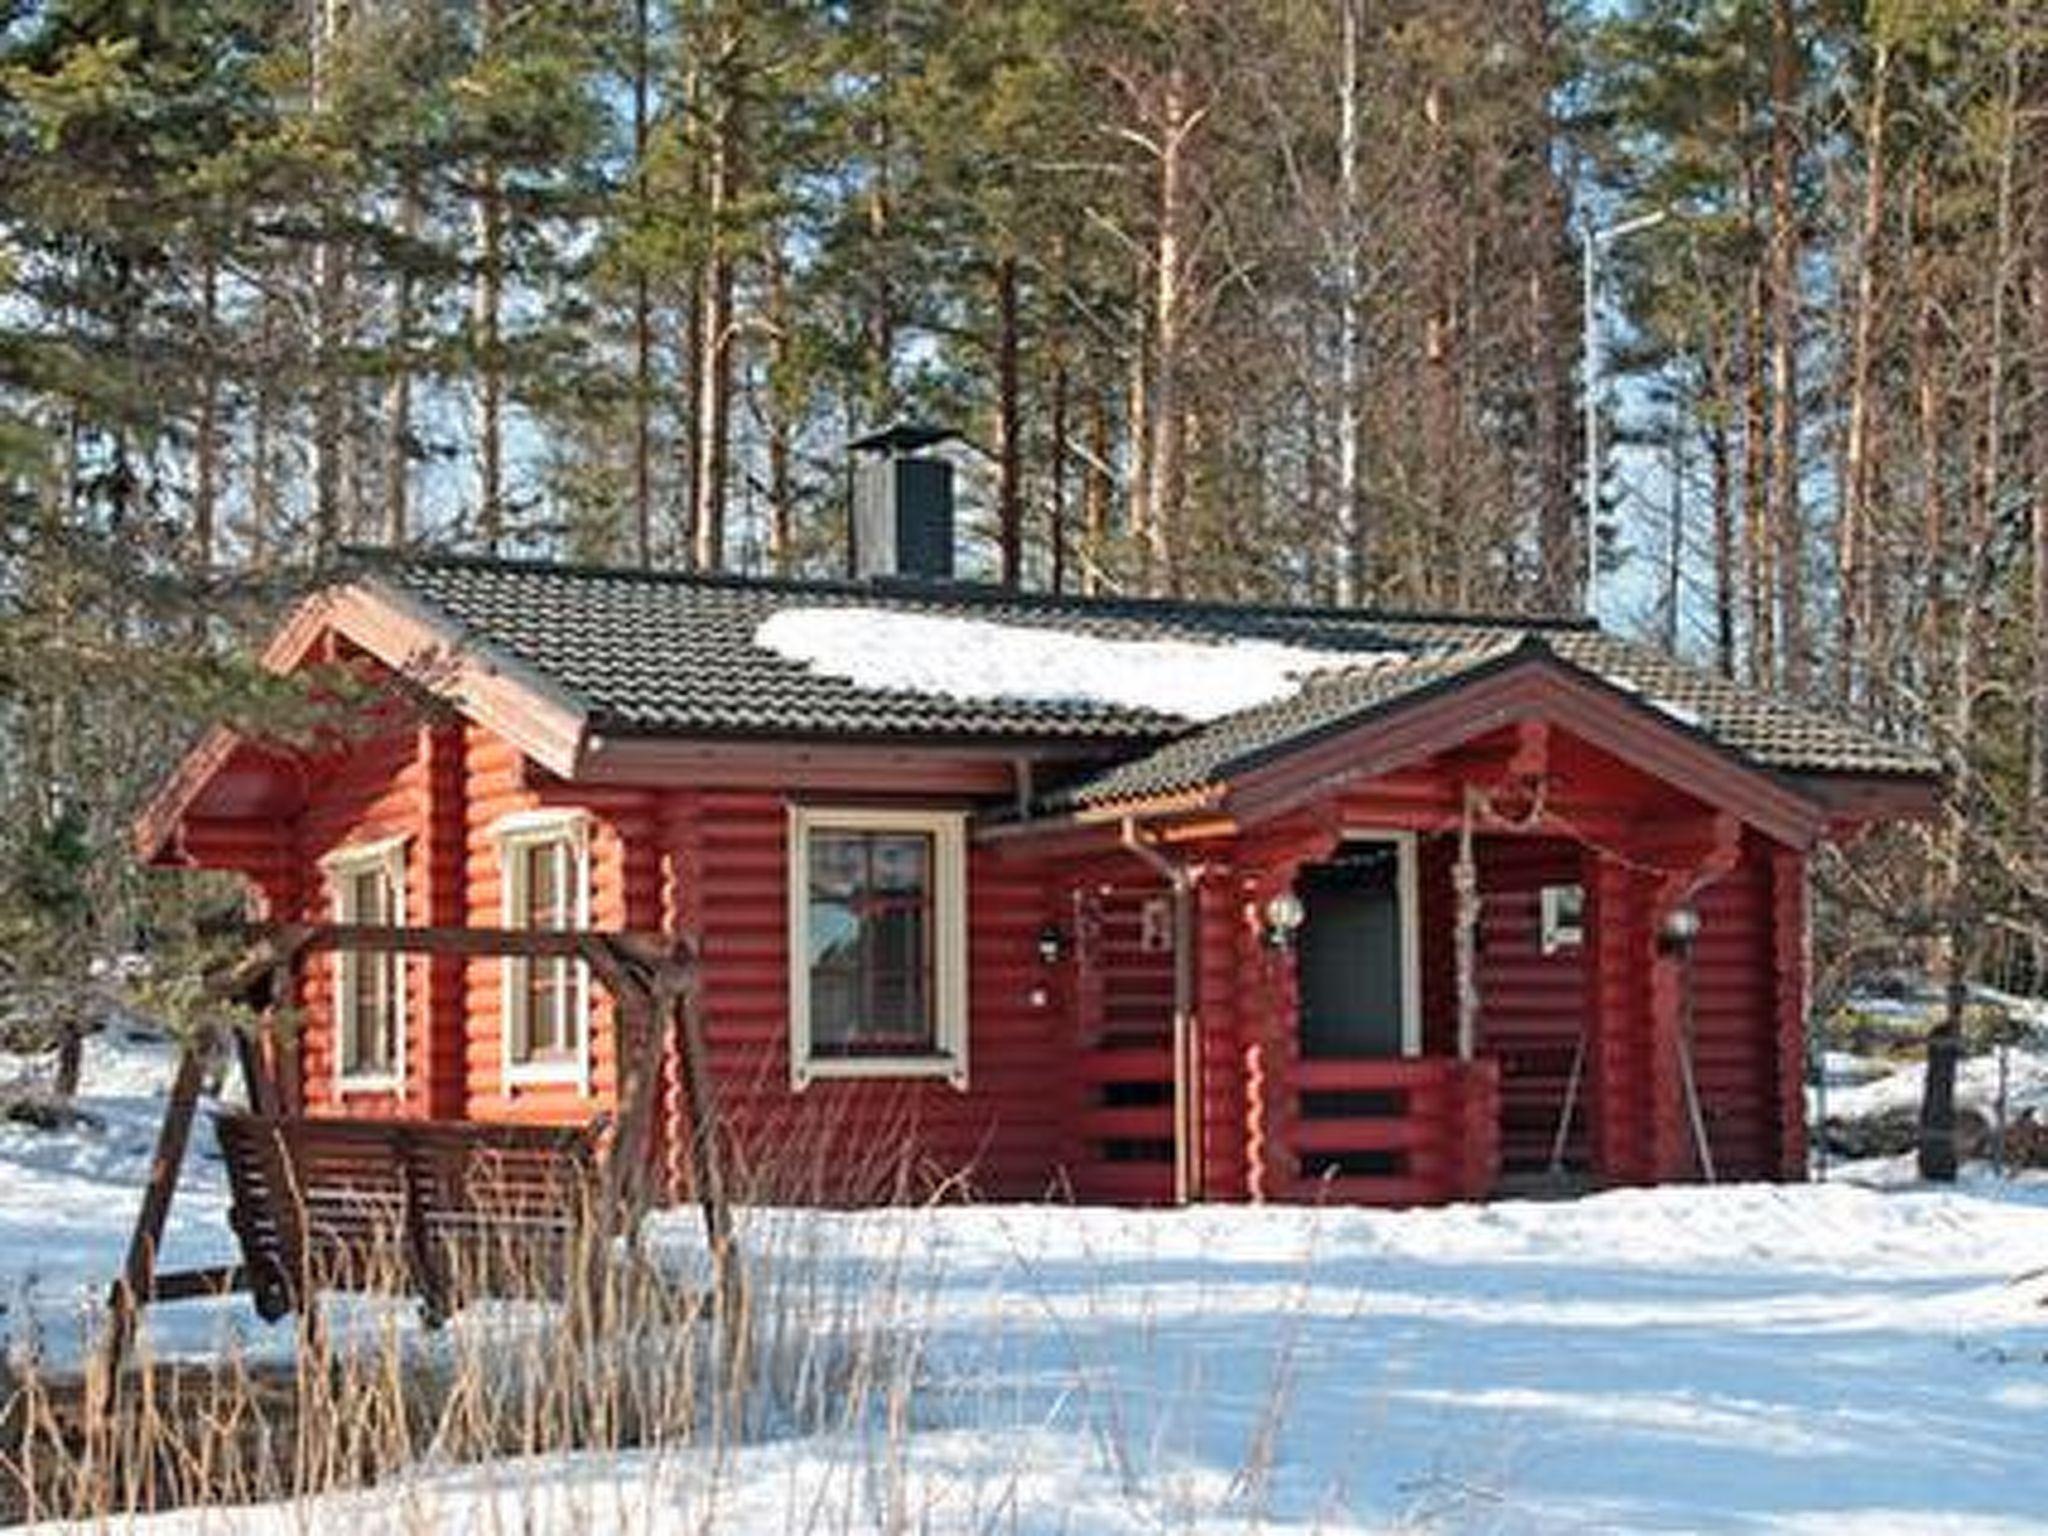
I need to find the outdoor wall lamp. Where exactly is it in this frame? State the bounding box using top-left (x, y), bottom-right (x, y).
top-left (1657, 904), bottom-right (1702, 955)
top-left (1036, 923), bottom-right (1067, 965)
top-left (1262, 891), bottom-right (1306, 949)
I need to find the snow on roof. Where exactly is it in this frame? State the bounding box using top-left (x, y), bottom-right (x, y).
top-left (754, 606), bottom-right (1366, 724)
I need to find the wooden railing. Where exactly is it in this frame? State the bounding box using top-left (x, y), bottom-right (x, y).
top-left (1274, 1056), bottom-right (1500, 1206)
top-left (1071, 1039), bottom-right (1178, 1204)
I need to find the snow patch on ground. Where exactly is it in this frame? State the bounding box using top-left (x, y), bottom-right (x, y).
top-left (754, 606), bottom-right (1370, 723)
top-left (11, 1033), bottom-right (2048, 1531)
top-left (1823, 1044), bottom-right (2048, 1124)
top-left (0, 1028), bottom-right (255, 1370)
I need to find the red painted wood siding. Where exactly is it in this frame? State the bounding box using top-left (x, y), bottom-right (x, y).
top-left (663, 789), bottom-right (1070, 1203)
top-left (291, 722), bottom-right (430, 1119)
top-left (1472, 838), bottom-right (1591, 1174)
top-left (1687, 835), bottom-right (1803, 1181)
top-left (457, 726), bottom-right (656, 1125)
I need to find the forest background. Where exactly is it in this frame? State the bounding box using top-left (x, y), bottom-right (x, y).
top-left (2, 0), bottom-right (2042, 1057)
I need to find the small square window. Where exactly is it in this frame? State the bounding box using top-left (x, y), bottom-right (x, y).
top-left (1540, 883), bottom-right (1585, 955)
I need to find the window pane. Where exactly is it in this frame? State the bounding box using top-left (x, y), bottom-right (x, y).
top-left (510, 833), bottom-right (582, 1067)
top-left (808, 899), bottom-right (861, 968)
top-left (526, 841), bottom-right (565, 928)
top-left (339, 860), bottom-right (397, 1077)
top-left (809, 834), bottom-right (867, 901)
top-left (870, 834), bottom-right (928, 893)
top-left (527, 958), bottom-right (566, 1054)
top-left (806, 828), bottom-right (937, 1058)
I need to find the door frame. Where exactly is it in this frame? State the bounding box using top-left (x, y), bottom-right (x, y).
top-left (1298, 829), bottom-right (1424, 1059)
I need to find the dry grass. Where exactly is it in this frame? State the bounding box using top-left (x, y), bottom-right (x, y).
top-left (0, 1101), bottom-right (956, 1530)
top-left (0, 1091), bottom-right (1342, 1533)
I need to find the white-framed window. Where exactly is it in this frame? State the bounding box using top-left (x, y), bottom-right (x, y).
top-left (1540, 883), bottom-right (1586, 955)
top-left (496, 809), bottom-right (591, 1093)
top-left (788, 806), bottom-right (969, 1090)
top-left (323, 834), bottom-right (408, 1094)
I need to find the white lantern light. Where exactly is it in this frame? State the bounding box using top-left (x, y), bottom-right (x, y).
top-left (1263, 890), bottom-right (1306, 948)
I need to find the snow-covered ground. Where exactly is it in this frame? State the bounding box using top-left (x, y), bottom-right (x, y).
top-left (1822, 1042), bottom-right (2048, 1126)
top-left (9, 1034), bottom-right (2048, 1532)
top-left (0, 1028), bottom-right (259, 1371)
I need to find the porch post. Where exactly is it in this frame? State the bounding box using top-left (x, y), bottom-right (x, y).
top-left (1644, 877), bottom-right (1695, 1182)
top-left (1771, 848), bottom-right (1812, 1180)
top-left (1588, 854), bottom-right (1650, 1183)
top-left (1195, 870), bottom-right (1246, 1200)
top-left (1453, 791), bottom-right (1481, 1061)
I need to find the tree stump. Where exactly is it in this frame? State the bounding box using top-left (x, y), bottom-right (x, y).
top-left (1918, 1018), bottom-right (1962, 1183)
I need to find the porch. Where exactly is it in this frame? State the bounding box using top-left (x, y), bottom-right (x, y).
top-left (1055, 758), bottom-right (1809, 1208)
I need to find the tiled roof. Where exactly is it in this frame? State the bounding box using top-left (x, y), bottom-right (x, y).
top-left (1054, 632), bottom-right (1943, 808)
top-left (353, 552), bottom-right (1942, 798)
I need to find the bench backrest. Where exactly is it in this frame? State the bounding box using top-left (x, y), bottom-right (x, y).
top-left (213, 1113), bottom-right (602, 1318)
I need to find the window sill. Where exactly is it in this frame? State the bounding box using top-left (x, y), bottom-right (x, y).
top-left (336, 1074), bottom-right (402, 1096)
top-left (793, 1053), bottom-right (966, 1091)
top-left (505, 1061), bottom-right (587, 1092)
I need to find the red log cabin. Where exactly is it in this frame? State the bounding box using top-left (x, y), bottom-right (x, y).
top-left (137, 444), bottom-right (1941, 1208)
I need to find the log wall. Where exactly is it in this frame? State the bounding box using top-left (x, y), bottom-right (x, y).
top-left (175, 684), bottom-right (1813, 1206)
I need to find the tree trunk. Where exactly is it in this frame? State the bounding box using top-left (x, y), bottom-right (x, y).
top-left (1050, 344), bottom-right (1069, 595)
top-left (1086, 386), bottom-right (1111, 595)
top-left (309, 0), bottom-right (346, 559)
top-left (250, 297), bottom-right (278, 569)
top-left (384, 175), bottom-right (420, 547)
top-left (53, 1011), bottom-right (83, 1102)
top-left (474, 0), bottom-right (506, 552)
top-left (692, 23), bottom-right (738, 573)
top-left (766, 238), bottom-right (794, 576)
top-left (1147, 17), bottom-right (1195, 595)
top-left (1421, 80), bottom-right (1458, 611)
top-left (995, 255), bottom-right (1023, 587)
top-left (1663, 424), bottom-right (1684, 652)
top-left (631, 0), bottom-right (654, 567)
top-left (1766, 0), bottom-right (1805, 692)
top-left (2031, 103), bottom-right (2048, 862)
top-left (865, 30), bottom-right (895, 420)
top-left (1707, 330), bottom-right (1737, 678)
top-left (1838, 41), bottom-right (1889, 704)
top-left (1126, 291), bottom-right (1150, 577)
top-left (1742, 254), bottom-right (1773, 682)
top-left (1334, 0), bottom-right (1364, 605)
top-left (1944, 1), bottom-right (2023, 933)
top-left (192, 251), bottom-right (219, 574)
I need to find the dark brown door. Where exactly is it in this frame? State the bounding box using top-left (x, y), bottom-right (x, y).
top-left (1296, 842), bottom-right (1406, 1059)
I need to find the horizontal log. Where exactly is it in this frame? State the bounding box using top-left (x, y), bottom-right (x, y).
top-left (1079, 1106), bottom-right (1175, 1140)
top-left (241, 922), bottom-right (689, 970)
top-left (1288, 1117), bottom-right (1438, 1155)
top-left (1288, 1057), bottom-right (1466, 1092)
top-left (146, 1264), bottom-right (250, 1302)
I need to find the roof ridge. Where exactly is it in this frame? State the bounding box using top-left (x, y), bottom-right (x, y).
top-left (337, 543), bottom-right (1597, 634)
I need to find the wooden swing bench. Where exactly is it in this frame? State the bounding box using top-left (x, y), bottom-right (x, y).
top-left (96, 920), bottom-right (735, 1399)
top-left (213, 1111), bottom-right (605, 1326)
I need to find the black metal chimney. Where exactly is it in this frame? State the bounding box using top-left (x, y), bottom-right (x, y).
top-left (848, 422), bottom-right (957, 582)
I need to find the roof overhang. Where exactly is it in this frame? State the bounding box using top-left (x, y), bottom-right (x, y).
top-left (1045, 646), bottom-right (1944, 851)
top-left (135, 576), bottom-right (594, 864)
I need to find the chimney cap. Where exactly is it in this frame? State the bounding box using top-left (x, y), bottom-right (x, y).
top-left (848, 420), bottom-right (957, 456)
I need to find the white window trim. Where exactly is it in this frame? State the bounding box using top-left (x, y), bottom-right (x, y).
top-left (787, 805), bottom-right (969, 1090)
top-left (322, 834), bottom-right (409, 1096)
top-left (1540, 883), bottom-right (1587, 956)
top-left (494, 808), bottom-right (592, 1095)
top-left (1336, 829), bottom-right (1424, 1058)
